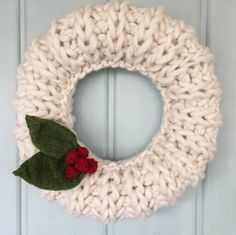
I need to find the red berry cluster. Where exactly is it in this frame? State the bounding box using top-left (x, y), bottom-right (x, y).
top-left (64, 146), bottom-right (98, 179)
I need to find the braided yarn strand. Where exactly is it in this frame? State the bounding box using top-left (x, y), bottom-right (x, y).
top-left (14, 2), bottom-right (222, 222)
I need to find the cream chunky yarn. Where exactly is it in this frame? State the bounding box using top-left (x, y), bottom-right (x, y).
top-left (14, 2), bottom-right (222, 222)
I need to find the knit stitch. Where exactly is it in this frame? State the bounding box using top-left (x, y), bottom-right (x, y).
top-left (14, 2), bottom-right (222, 222)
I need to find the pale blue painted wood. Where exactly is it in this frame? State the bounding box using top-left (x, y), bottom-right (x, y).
top-left (0, 1), bottom-right (20, 234)
top-left (113, 69), bottom-right (163, 160)
top-left (74, 70), bottom-right (109, 159)
top-left (1, 0), bottom-right (236, 234)
top-left (110, 1), bottom-right (202, 234)
top-left (195, 2), bottom-right (208, 235)
top-left (203, 0), bottom-right (236, 234)
top-left (110, 69), bottom-right (197, 234)
top-left (20, 0), bottom-right (107, 234)
top-left (16, 1), bottom-right (203, 234)
top-left (112, 189), bottom-right (197, 235)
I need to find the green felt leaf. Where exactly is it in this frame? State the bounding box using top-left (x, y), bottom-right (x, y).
top-left (26, 115), bottom-right (78, 158)
top-left (13, 152), bottom-right (85, 190)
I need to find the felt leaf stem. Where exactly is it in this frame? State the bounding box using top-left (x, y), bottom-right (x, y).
top-left (13, 152), bottom-right (85, 190)
top-left (26, 115), bottom-right (77, 158)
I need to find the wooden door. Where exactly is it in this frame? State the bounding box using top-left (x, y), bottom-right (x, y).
top-left (1, 0), bottom-right (235, 234)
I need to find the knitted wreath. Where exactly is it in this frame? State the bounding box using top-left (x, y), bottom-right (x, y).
top-left (13, 2), bottom-right (222, 222)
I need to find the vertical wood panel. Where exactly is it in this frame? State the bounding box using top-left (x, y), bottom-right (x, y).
top-left (113, 69), bottom-right (163, 160)
top-left (111, 1), bottom-right (202, 235)
top-left (196, 1), bottom-right (208, 235)
top-left (3, 0), bottom-right (235, 234)
top-left (20, 0), bottom-right (108, 234)
top-left (74, 69), bottom-right (109, 159)
top-left (203, 0), bottom-right (236, 234)
top-left (0, 1), bottom-right (20, 234)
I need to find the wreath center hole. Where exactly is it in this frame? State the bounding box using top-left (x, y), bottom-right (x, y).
top-left (73, 68), bottom-right (163, 161)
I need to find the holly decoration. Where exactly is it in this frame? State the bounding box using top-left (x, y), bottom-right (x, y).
top-left (13, 115), bottom-right (98, 191)
top-left (64, 147), bottom-right (98, 178)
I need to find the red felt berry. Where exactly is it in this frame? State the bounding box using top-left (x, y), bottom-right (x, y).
top-left (74, 157), bottom-right (89, 172)
top-left (77, 146), bottom-right (89, 158)
top-left (65, 165), bottom-right (79, 179)
top-left (87, 159), bottom-right (98, 174)
top-left (64, 149), bottom-right (79, 164)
